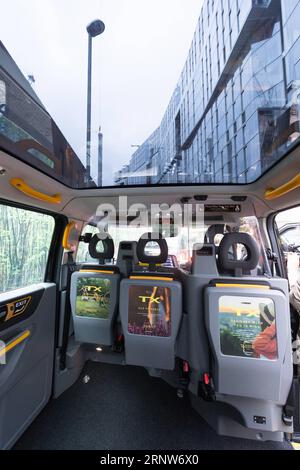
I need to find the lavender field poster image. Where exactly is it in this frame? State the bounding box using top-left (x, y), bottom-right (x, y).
top-left (128, 286), bottom-right (171, 337)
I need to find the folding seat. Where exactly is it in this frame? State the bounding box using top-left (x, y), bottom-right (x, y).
top-left (119, 233), bottom-right (182, 370)
top-left (204, 232), bottom-right (292, 404)
top-left (70, 234), bottom-right (120, 345)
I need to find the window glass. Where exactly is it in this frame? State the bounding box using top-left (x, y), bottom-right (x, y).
top-left (276, 207), bottom-right (300, 287)
top-left (77, 213), bottom-right (268, 274)
top-left (0, 80), bottom-right (6, 109)
top-left (1, 2), bottom-right (300, 188)
top-left (0, 204), bottom-right (55, 293)
top-left (76, 225), bottom-right (100, 264)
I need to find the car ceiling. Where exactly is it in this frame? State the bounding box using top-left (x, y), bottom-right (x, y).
top-left (0, 144), bottom-right (300, 222)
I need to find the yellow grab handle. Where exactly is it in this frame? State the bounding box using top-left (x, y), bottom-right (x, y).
top-left (265, 173), bottom-right (300, 201)
top-left (63, 221), bottom-right (76, 251)
top-left (0, 330), bottom-right (31, 358)
top-left (10, 178), bottom-right (61, 205)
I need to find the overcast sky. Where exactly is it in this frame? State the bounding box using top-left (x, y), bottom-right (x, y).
top-left (2, 0), bottom-right (203, 184)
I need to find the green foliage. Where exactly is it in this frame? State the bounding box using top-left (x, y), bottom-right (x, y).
top-left (220, 327), bottom-right (245, 356)
top-left (0, 205), bottom-right (55, 293)
top-left (77, 277), bottom-right (110, 296)
top-left (75, 298), bottom-right (109, 319)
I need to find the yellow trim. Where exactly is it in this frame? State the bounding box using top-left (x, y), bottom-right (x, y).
top-left (0, 330), bottom-right (30, 358)
top-left (63, 221), bottom-right (76, 250)
top-left (265, 173), bottom-right (300, 201)
top-left (80, 269), bottom-right (115, 275)
top-left (10, 178), bottom-right (61, 205)
top-left (130, 276), bottom-right (173, 282)
top-left (292, 442), bottom-right (300, 450)
top-left (5, 295), bottom-right (32, 322)
top-left (139, 263), bottom-right (162, 267)
top-left (216, 283), bottom-right (270, 290)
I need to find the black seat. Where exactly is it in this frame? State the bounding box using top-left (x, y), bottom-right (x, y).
top-left (217, 232), bottom-right (260, 277)
top-left (132, 232), bottom-right (178, 278)
top-left (80, 233), bottom-right (119, 273)
top-left (204, 224), bottom-right (231, 245)
top-left (116, 241), bottom-right (138, 277)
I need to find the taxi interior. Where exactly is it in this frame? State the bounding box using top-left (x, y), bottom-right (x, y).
top-left (0, 139), bottom-right (300, 450)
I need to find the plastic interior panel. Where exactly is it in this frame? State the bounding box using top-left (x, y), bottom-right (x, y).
top-left (120, 278), bottom-right (182, 370)
top-left (205, 284), bottom-right (293, 403)
top-left (70, 271), bottom-right (120, 346)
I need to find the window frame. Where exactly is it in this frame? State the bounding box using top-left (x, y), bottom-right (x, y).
top-left (0, 198), bottom-right (67, 291)
top-left (268, 209), bottom-right (293, 282)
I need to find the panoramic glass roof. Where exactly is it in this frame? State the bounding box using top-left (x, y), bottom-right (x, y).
top-left (1, 0), bottom-right (300, 189)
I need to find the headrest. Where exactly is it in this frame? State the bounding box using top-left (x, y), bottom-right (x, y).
top-left (218, 232), bottom-right (260, 276)
top-left (88, 234), bottom-right (115, 264)
top-left (136, 233), bottom-right (168, 265)
top-left (204, 224), bottom-right (230, 244)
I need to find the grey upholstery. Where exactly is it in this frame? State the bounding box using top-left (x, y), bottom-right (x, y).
top-left (119, 233), bottom-right (183, 370)
top-left (70, 234), bottom-right (120, 346)
top-left (116, 241), bottom-right (138, 277)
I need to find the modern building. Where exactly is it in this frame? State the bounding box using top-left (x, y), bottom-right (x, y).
top-left (115, 0), bottom-right (300, 185)
top-left (115, 128), bottom-right (161, 185)
top-left (0, 41), bottom-right (94, 188)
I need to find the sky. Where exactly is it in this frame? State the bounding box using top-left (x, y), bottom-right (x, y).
top-left (2, 0), bottom-right (203, 184)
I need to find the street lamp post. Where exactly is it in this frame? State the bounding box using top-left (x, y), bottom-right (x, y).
top-left (86, 19), bottom-right (105, 182)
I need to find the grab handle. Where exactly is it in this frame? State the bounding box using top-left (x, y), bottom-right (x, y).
top-left (0, 330), bottom-right (31, 360)
top-left (63, 221), bottom-right (76, 251)
top-left (10, 178), bottom-right (61, 205)
top-left (265, 173), bottom-right (300, 201)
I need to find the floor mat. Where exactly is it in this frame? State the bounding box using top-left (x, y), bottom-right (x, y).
top-left (15, 362), bottom-right (292, 450)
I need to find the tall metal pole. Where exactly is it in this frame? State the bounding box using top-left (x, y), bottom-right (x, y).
top-left (86, 33), bottom-right (93, 181)
top-left (98, 127), bottom-right (103, 186)
top-left (85, 19), bottom-right (105, 183)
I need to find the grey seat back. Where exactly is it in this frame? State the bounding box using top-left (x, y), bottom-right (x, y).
top-left (204, 233), bottom-right (293, 405)
top-left (119, 233), bottom-right (182, 370)
top-left (116, 241), bottom-right (138, 277)
top-left (70, 234), bottom-right (120, 346)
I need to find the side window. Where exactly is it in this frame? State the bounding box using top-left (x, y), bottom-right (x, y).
top-left (0, 79), bottom-right (6, 112)
top-left (275, 207), bottom-right (300, 287)
top-left (76, 225), bottom-right (99, 263)
top-left (0, 204), bottom-right (55, 294)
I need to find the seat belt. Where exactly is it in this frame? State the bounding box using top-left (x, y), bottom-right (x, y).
top-left (266, 248), bottom-right (279, 276)
top-left (282, 379), bottom-right (298, 428)
top-left (60, 251), bottom-right (77, 370)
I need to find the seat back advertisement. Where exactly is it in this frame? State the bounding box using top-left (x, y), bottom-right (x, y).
top-left (128, 286), bottom-right (171, 337)
top-left (76, 277), bottom-right (111, 319)
top-left (219, 295), bottom-right (278, 360)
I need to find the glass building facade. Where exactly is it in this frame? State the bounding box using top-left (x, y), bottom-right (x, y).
top-left (115, 0), bottom-right (300, 186)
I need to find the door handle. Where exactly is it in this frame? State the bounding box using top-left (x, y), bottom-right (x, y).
top-left (0, 330), bottom-right (31, 360)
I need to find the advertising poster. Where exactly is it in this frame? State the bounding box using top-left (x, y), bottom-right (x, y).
top-left (128, 286), bottom-right (171, 337)
top-left (219, 296), bottom-right (277, 360)
top-left (76, 277), bottom-right (111, 319)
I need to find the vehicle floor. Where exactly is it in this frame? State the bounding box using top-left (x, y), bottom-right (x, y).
top-left (14, 361), bottom-right (292, 450)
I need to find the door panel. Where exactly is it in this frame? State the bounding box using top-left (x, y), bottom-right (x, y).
top-left (0, 283), bottom-right (56, 449)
